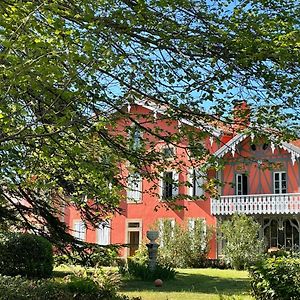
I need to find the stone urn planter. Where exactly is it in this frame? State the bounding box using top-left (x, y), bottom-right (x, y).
top-left (146, 230), bottom-right (159, 243)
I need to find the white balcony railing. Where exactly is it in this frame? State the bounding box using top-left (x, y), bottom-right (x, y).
top-left (211, 193), bottom-right (300, 215)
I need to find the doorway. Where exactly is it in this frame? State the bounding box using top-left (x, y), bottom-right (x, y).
top-left (126, 220), bottom-right (142, 257)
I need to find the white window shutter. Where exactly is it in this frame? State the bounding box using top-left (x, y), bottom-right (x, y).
top-left (127, 173), bottom-right (142, 202)
top-left (74, 221), bottom-right (86, 241)
top-left (159, 172), bottom-right (163, 199)
top-left (195, 169), bottom-right (204, 197)
top-left (170, 219), bottom-right (175, 237)
top-left (188, 168), bottom-right (194, 196)
top-left (188, 218), bottom-right (195, 232)
top-left (158, 219), bottom-right (164, 246)
top-left (202, 218), bottom-right (207, 236)
top-left (97, 222), bottom-right (111, 245)
top-left (170, 219), bottom-right (175, 228)
top-left (172, 172), bottom-right (179, 196)
top-left (200, 218), bottom-right (207, 250)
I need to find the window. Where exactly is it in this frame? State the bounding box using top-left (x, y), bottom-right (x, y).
top-left (162, 145), bottom-right (175, 159)
top-left (188, 218), bottom-right (207, 250)
top-left (273, 171), bottom-right (287, 194)
top-left (158, 218), bottom-right (175, 246)
top-left (73, 220), bottom-right (86, 241)
top-left (188, 168), bottom-right (204, 197)
top-left (236, 173), bottom-right (248, 195)
top-left (97, 221), bottom-right (111, 245)
top-left (127, 172), bottom-right (142, 202)
top-left (131, 125), bottom-right (142, 150)
top-left (128, 222), bottom-right (140, 228)
top-left (161, 171), bottom-right (179, 199)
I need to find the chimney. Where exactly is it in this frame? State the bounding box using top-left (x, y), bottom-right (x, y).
top-left (233, 100), bottom-right (250, 131)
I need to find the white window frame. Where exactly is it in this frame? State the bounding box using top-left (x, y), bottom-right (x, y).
top-left (97, 221), bottom-right (111, 245)
top-left (188, 168), bottom-right (204, 198)
top-left (73, 220), bottom-right (86, 241)
top-left (188, 218), bottom-right (207, 250)
top-left (273, 171), bottom-right (287, 194)
top-left (158, 218), bottom-right (176, 246)
top-left (127, 172), bottom-right (143, 203)
top-left (131, 125), bottom-right (142, 150)
top-left (235, 173), bottom-right (248, 195)
top-left (125, 219), bottom-right (142, 257)
top-left (159, 171), bottom-right (179, 200)
top-left (161, 145), bottom-right (176, 159)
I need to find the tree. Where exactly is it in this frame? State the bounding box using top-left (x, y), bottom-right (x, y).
top-left (0, 0), bottom-right (299, 250)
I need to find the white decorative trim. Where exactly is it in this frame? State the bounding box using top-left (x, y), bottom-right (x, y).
top-left (215, 133), bottom-right (300, 164)
top-left (271, 142), bottom-right (275, 154)
top-left (214, 133), bottom-right (247, 158)
top-left (280, 142), bottom-right (300, 165)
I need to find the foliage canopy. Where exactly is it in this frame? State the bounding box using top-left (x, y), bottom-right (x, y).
top-left (0, 0), bottom-right (299, 247)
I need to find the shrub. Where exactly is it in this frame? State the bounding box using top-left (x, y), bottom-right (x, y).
top-left (64, 266), bottom-right (122, 298)
top-left (54, 247), bottom-right (118, 267)
top-left (126, 258), bottom-right (176, 281)
top-left (193, 258), bottom-right (231, 269)
top-left (0, 232), bottom-right (53, 278)
top-left (220, 214), bottom-right (264, 270)
top-left (0, 269), bottom-right (135, 300)
top-left (0, 275), bottom-right (68, 300)
top-left (249, 256), bottom-right (300, 300)
top-left (154, 219), bottom-right (212, 268)
top-left (119, 247), bottom-right (176, 281)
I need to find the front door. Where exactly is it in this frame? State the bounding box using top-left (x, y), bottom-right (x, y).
top-left (127, 220), bottom-right (142, 257)
top-left (128, 231), bottom-right (140, 256)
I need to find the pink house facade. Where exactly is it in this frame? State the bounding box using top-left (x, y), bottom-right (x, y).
top-left (64, 101), bottom-right (300, 258)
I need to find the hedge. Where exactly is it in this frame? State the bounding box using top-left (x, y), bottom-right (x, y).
top-left (0, 232), bottom-right (53, 278)
top-left (249, 256), bottom-right (300, 300)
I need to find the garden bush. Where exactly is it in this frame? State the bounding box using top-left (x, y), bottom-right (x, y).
top-left (126, 258), bottom-right (176, 281)
top-left (0, 268), bottom-right (139, 300)
top-left (119, 246), bottom-right (176, 281)
top-left (0, 232), bottom-right (53, 278)
top-left (220, 214), bottom-right (264, 270)
top-left (249, 256), bottom-right (300, 300)
top-left (54, 246), bottom-right (118, 267)
top-left (193, 258), bottom-right (231, 269)
top-left (154, 219), bottom-right (212, 268)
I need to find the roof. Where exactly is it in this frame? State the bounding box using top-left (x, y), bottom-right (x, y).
top-left (214, 133), bottom-right (247, 158)
top-left (215, 133), bottom-right (300, 165)
top-left (130, 98), bottom-right (222, 137)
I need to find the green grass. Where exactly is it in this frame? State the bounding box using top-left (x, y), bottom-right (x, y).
top-left (120, 268), bottom-right (253, 300)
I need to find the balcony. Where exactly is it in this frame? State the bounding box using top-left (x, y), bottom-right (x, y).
top-left (211, 193), bottom-right (300, 216)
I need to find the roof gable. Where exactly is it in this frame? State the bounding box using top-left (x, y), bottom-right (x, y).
top-left (215, 133), bottom-right (300, 165)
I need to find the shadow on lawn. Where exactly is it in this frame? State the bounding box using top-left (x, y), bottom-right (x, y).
top-left (122, 272), bottom-right (250, 295)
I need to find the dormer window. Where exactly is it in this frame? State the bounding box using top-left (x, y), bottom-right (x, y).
top-left (130, 125), bottom-right (142, 150)
top-left (162, 145), bottom-right (175, 159)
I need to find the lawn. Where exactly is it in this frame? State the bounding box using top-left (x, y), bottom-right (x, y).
top-left (120, 268), bottom-right (253, 300)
